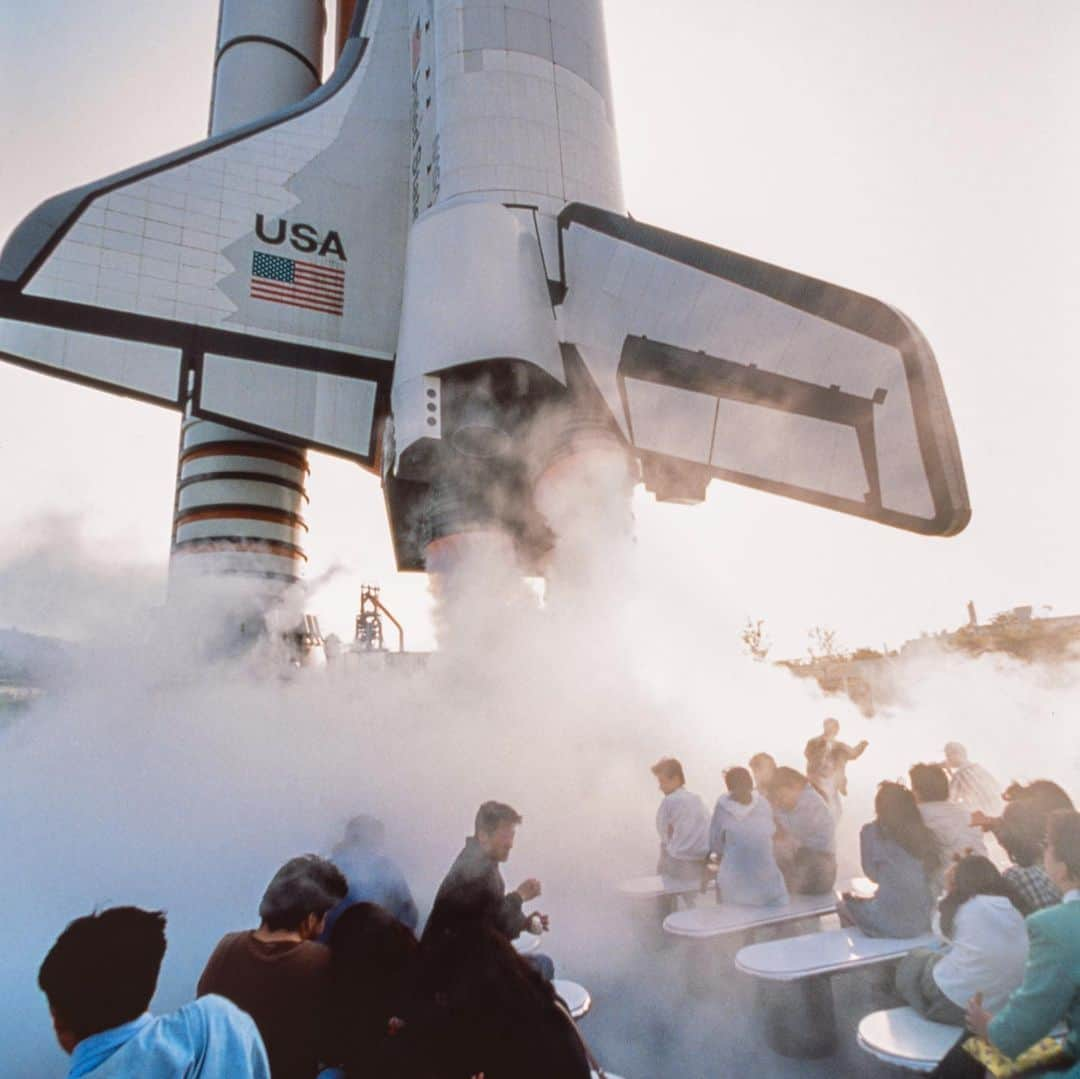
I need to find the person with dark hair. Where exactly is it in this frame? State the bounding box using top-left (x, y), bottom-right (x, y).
top-left (958, 811), bottom-right (1080, 1077)
top-left (414, 926), bottom-right (592, 1079)
top-left (320, 903), bottom-right (422, 1079)
top-left (910, 762), bottom-right (987, 871)
top-left (771, 766), bottom-right (838, 894)
top-left (39, 906), bottom-right (268, 1078)
top-left (323, 815), bottom-right (419, 938)
top-left (804, 718), bottom-right (868, 819)
top-left (749, 752), bottom-right (778, 802)
top-left (837, 782), bottom-right (940, 938)
top-left (973, 779), bottom-right (1075, 848)
top-left (651, 757), bottom-right (710, 880)
top-left (198, 854), bottom-right (348, 1079)
top-left (896, 855), bottom-right (1028, 1025)
top-left (998, 800), bottom-right (1065, 915)
top-left (709, 766), bottom-right (788, 907)
top-left (423, 802), bottom-right (551, 979)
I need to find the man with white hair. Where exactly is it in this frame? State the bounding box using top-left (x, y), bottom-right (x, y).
top-left (941, 741), bottom-right (1003, 818)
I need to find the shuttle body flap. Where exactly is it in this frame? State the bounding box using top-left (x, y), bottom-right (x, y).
top-left (556, 204), bottom-right (970, 536)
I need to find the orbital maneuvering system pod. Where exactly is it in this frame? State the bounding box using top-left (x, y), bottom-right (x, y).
top-left (0, 0), bottom-right (970, 595)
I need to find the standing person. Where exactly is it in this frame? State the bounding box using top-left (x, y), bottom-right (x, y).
top-left (804, 718), bottom-right (868, 819)
top-left (422, 801), bottom-right (552, 979)
top-left (956, 811), bottom-right (1080, 1079)
top-left (838, 781), bottom-right (940, 938)
top-left (198, 855), bottom-right (347, 1079)
top-left (998, 800), bottom-right (1065, 916)
top-left (910, 763), bottom-right (987, 875)
top-left (941, 742), bottom-right (1003, 818)
top-left (323, 814), bottom-right (419, 937)
top-left (710, 766), bottom-right (788, 907)
top-left (771, 767), bottom-right (838, 894)
top-left (39, 906), bottom-right (269, 1078)
top-left (651, 757), bottom-right (710, 880)
top-left (749, 752), bottom-right (779, 803)
top-left (896, 855), bottom-right (1028, 1025)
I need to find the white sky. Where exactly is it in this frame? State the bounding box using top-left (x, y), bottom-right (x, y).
top-left (1, 0), bottom-right (1078, 656)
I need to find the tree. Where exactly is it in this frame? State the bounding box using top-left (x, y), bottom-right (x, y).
top-left (807, 625), bottom-right (840, 661)
top-left (741, 618), bottom-right (771, 661)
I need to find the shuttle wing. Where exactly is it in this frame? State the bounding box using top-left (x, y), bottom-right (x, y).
top-left (0, 0), bottom-right (410, 465)
top-left (558, 204), bottom-right (970, 535)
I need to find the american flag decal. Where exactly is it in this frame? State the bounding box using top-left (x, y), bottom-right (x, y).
top-left (250, 251), bottom-right (345, 316)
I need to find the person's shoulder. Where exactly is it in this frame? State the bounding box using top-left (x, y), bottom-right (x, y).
top-left (1027, 900), bottom-right (1080, 938)
top-left (153, 995), bottom-right (252, 1046)
top-left (294, 939), bottom-right (332, 965)
top-left (180, 994), bottom-right (256, 1030)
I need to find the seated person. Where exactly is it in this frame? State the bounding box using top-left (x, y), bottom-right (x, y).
top-left (749, 752), bottom-right (778, 803)
top-left (198, 854), bottom-right (347, 1079)
top-left (941, 742), bottom-right (1003, 818)
top-left (771, 766), bottom-right (837, 895)
top-left (422, 801), bottom-right (552, 979)
top-left (413, 926), bottom-right (592, 1079)
top-left (804, 718), bottom-right (868, 818)
top-left (897, 855), bottom-right (1028, 1025)
top-left (39, 906), bottom-right (268, 1078)
top-left (998, 800), bottom-right (1065, 916)
top-left (974, 779), bottom-right (1074, 847)
top-left (962, 811), bottom-right (1080, 1075)
top-left (710, 766), bottom-right (788, 907)
top-left (324, 814), bottom-right (419, 936)
top-left (910, 763), bottom-right (987, 876)
top-left (321, 903), bottom-right (423, 1079)
top-left (651, 756), bottom-right (710, 880)
top-left (838, 781), bottom-right (940, 938)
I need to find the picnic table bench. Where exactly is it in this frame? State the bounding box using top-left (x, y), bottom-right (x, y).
top-left (857, 1007), bottom-right (1069, 1074)
top-left (735, 928), bottom-right (937, 1058)
top-left (554, 978), bottom-right (592, 1019)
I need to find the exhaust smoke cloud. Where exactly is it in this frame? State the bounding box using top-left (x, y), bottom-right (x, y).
top-left (1, 489), bottom-right (1076, 1078)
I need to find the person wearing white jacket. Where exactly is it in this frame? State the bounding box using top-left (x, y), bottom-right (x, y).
top-left (896, 855), bottom-right (1029, 1024)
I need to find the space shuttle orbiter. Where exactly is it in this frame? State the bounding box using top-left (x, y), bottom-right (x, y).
top-left (0, 0), bottom-right (969, 577)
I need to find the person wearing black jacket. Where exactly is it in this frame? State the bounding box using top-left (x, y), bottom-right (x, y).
top-left (414, 927), bottom-right (590, 1079)
top-left (422, 802), bottom-right (552, 978)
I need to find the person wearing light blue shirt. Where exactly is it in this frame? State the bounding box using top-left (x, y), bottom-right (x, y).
top-left (710, 766), bottom-right (788, 907)
top-left (323, 814), bottom-right (419, 938)
top-left (39, 906), bottom-right (269, 1079)
top-left (771, 767), bottom-right (838, 895)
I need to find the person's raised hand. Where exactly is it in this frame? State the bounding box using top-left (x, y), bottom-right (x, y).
top-left (516, 877), bottom-right (542, 901)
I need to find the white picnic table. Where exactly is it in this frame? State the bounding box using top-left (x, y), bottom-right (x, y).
top-left (664, 890), bottom-right (837, 939)
top-left (736, 927), bottom-right (938, 1059)
top-left (735, 927), bottom-right (937, 981)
